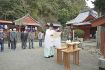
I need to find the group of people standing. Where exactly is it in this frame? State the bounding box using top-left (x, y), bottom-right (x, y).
top-left (21, 29), bottom-right (44, 49)
top-left (8, 28), bottom-right (36, 50)
top-left (0, 28), bottom-right (17, 52)
top-left (0, 27), bottom-right (44, 52)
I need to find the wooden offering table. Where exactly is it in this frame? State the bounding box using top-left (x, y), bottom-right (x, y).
top-left (62, 48), bottom-right (80, 70)
top-left (66, 42), bottom-right (80, 65)
top-left (62, 42), bottom-right (80, 70)
top-left (56, 47), bottom-right (67, 64)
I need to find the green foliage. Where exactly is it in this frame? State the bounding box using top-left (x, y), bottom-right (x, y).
top-left (93, 0), bottom-right (105, 15)
top-left (57, 0), bottom-right (85, 25)
top-left (0, 0), bottom-right (85, 25)
top-left (74, 29), bottom-right (85, 38)
top-left (0, 0), bottom-right (30, 20)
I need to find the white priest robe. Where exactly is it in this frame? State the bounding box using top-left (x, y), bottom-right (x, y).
top-left (44, 29), bottom-right (55, 57)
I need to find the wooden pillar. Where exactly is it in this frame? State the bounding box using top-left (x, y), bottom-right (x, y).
top-left (57, 49), bottom-right (62, 64)
top-left (63, 52), bottom-right (70, 70)
top-left (101, 26), bottom-right (105, 58)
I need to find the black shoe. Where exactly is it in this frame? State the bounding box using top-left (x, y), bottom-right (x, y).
top-left (50, 55), bottom-right (54, 57)
top-left (45, 56), bottom-right (50, 58)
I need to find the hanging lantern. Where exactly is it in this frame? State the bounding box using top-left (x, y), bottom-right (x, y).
top-left (57, 27), bottom-right (59, 30)
top-left (25, 26), bottom-right (27, 29)
top-left (4, 25), bottom-right (8, 29)
top-left (35, 27), bottom-right (37, 30)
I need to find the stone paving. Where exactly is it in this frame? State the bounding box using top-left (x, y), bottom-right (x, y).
top-left (0, 41), bottom-right (99, 70)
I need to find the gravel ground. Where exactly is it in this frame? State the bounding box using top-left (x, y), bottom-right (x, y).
top-left (0, 41), bottom-right (99, 70)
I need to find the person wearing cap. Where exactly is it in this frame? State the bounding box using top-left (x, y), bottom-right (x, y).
top-left (44, 23), bottom-right (55, 58)
top-left (21, 29), bottom-right (28, 49)
top-left (0, 29), bottom-right (4, 52)
top-left (10, 28), bottom-right (17, 50)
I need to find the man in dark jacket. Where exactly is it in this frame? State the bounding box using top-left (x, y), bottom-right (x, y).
top-left (7, 29), bottom-right (12, 49)
top-left (21, 30), bottom-right (28, 49)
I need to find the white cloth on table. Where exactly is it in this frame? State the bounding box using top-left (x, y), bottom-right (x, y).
top-left (51, 31), bottom-right (61, 48)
